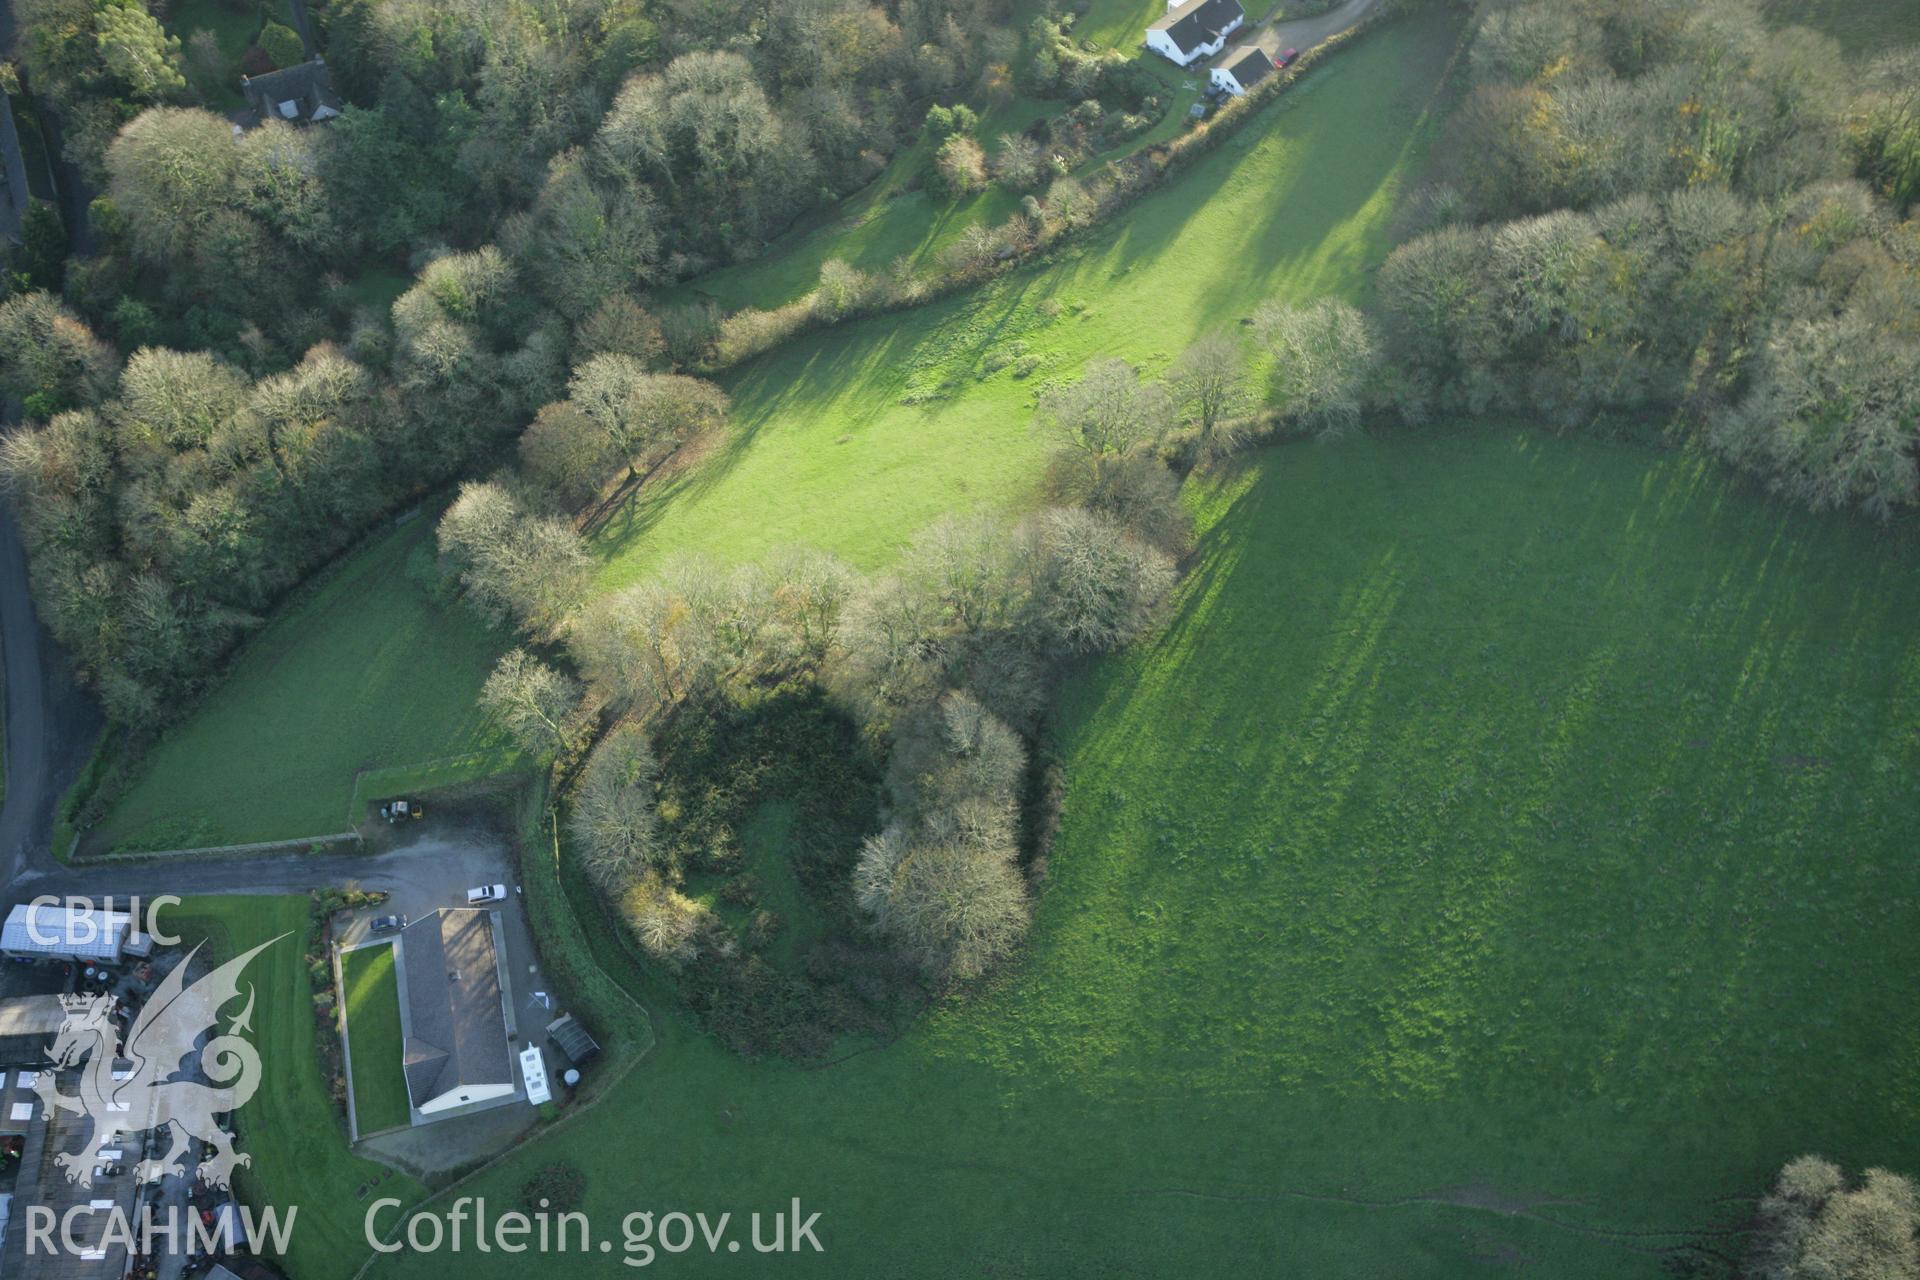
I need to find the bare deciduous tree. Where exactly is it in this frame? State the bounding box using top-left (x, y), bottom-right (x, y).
top-left (519, 401), bottom-right (616, 511)
top-left (572, 724), bottom-right (665, 889)
top-left (1028, 507), bottom-right (1175, 655)
top-left (481, 649), bottom-right (582, 754)
top-left (621, 873), bottom-right (709, 969)
top-left (437, 480), bottom-right (594, 633)
top-left (854, 820), bottom-right (1029, 981)
top-left (1747, 1156), bottom-right (1920, 1280)
top-left (1255, 298), bottom-right (1380, 439)
top-left (1037, 358), bottom-right (1175, 475)
top-left (567, 356), bottom-right (728, 478)
top-left (1166, 333), bottom-right (1251, 462)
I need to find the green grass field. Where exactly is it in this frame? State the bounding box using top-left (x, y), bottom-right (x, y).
top-left (1074, 0), bottom-right (1166, 48)
top-left (367, 426), bottom-right (1920, 1277)
top-left (677, 0), bottom-right (1203, 314)
top-left (168, 897), bottom-right (426, 1280)
top-left (674, 93), bottom-right (1054, 313)
top-left (95, 6), bottom-right (1462, 851)
top-left (88, 5), bottom-right (1920, 1273)
top-left (1769, 0), bottom-right (1920, 51)
top-left (680, 63), bottom-right (1202, 316)
top-left (595, 9), bottom-right (1458, 589)
top-left (93, 519), bottom-right (514, 851)
top-left (341, 942), bottom-right (412, 1133)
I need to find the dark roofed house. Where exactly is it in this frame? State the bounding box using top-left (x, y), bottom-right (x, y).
top-left (1146, 0), bottom-right (1246, 67)
top-left (241, 57), bottom-right (343, 127)
top-left (398, 910), bottom-right (515, 1116)
top-left (1211, 46), bottom-right (1276, 96)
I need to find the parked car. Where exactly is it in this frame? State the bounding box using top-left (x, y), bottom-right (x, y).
top-left (369, 914), bottom-right (407, 934)
top-left (467, 884), bottom-right (507, 905)
top-left (1278, 47), bottom-right (1299, 66)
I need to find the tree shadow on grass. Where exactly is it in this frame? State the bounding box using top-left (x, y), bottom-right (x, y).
top-left (1052, 423), bottom-right (1920, 1134)
top-left (1084, 7), bottom-right (1468, 324)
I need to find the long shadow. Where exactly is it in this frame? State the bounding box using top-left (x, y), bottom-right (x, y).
top-left (591, 10), bottom-right (1468, 577)
top-left (587, 300), bottom-right (945, 564)
top-left (1061, 7), bottom-right (1468, 326)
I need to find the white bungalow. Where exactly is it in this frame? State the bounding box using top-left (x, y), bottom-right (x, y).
top-left (1146, 0), bottom-right (1247, 67)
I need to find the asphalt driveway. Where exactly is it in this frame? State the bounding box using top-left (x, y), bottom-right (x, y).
top-left (1245, 0), bottom-right (1386, 59)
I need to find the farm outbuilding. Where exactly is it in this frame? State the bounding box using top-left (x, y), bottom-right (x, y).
top-left (0, 903), bottom-right (147, 963)
top-left (546, 1013), bottom-right (601, 1067)
top-left (1211, 47), bottom-right (1277, 96)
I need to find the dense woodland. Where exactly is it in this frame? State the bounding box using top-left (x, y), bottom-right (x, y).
top-left (1381, 0), bottom-right (1920, 516)
top-left (0, 0), bottom-right (1220, 728)
top-left (0, 0), bottom-right (1030, 722)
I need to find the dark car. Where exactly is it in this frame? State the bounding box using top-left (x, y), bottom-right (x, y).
top-left (1278, 47), bottom-right (1299, 66)
top-left (369, 914), bottom-right (407, 934)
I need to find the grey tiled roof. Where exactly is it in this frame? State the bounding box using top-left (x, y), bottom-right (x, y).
top-left (399, 910), bottom-right (512, 1108)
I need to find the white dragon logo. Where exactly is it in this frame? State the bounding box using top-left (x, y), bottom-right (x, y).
top-left (31, 934), bottom-right (288, 1189)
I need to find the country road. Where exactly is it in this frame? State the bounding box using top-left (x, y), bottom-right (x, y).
top-left (0, 0), bottom-right (96, 251)
top-left (0, 497), bottom-right (102, 888)
top-left (12, 823), bottom-right (513, 908)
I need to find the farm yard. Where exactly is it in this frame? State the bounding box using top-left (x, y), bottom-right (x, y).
top-left (166, 898), bottom-right (426, 1280)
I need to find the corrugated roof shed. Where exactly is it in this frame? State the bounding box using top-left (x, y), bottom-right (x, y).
top-left (0, 904), bottom-right (130, 962)
top-left (546, 1013), bottom-right (601, 1066)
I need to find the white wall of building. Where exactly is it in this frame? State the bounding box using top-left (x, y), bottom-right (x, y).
top-left (418, 1081), bottom-right (516, 1115)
